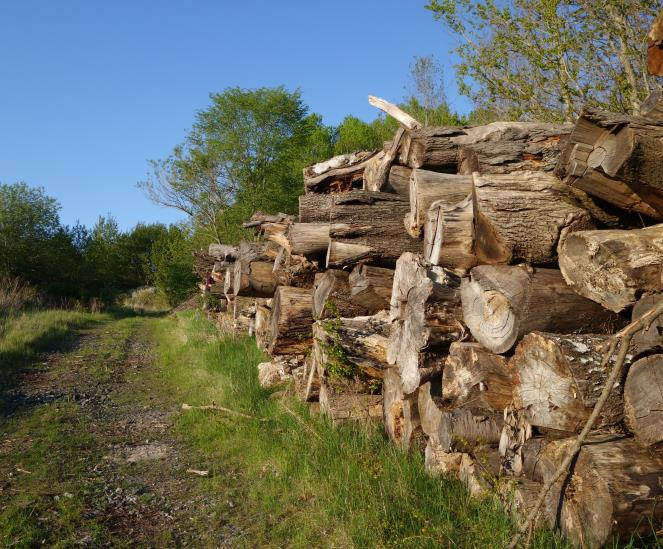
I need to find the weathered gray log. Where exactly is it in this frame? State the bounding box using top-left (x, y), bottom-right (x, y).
top-left (424, 439), bottom-right (464, 475)
top-left (624, 354), bottom-right (663, 446)
top-left (265, 223), bottom-right (329, 258)
top-left (232, 296), bottom-right (255, 333)
top-left (233, 260), bottom-right (277, 298)
top-left (444, 342), bottom-right (514, 412)
top-left (267, 286), bottom-right (314, 356)
top-left (472, 171), bottom-right (594, 265)
top-left (513, 332), bottom-right (624, 433)
top-left (556, 107), bottom-right (663, 219)
top-left (459, 448), bottom-right (502, 498)
top-left (631, 294), bottom-right (663, 358)
top-left (312, 270), bottom-right (368, 319)
top-left (298, 193), bottom-right (332, 223)
top-left (348, 264), bottom-right (394, 313)
top-left (538, 435), bottom-right (663, 547)
top-left (498, 407), bottom-right (533, 477)
top-left (368, 95), bottom-right (422, 130)
top-left (382, 368), bottom-right (423, 449)
top-left (406, 171), bottom-right (472, 237)
top-left (319, 378), bottom-right (383, 424)
top-left (326, 191), bottom-right (422, 268)
top-left (461, 265), bottom-right (623, 354)
top-left (254, 298), bottom-right (272, 352)
top-left (363, 153), bottom-right (412, 196)
top-left (388, 253), bottom-right (463, 394)
top-left (303, 150), bottom-right (379, 193)
top-left (242, 211), bottom-right (295, 230)
top-left (640, 90), bottom-right (663, 120)
top-left (303, 354), bottom-right (321, 402)
top-left (558, 224), bottom-right (663, 313)
top-left (208, 243), bottom-right (238, 261)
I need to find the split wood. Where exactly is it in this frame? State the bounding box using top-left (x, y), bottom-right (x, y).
top-left (508, 298), bottom-right (663, 549)
top-left (181, 403), bottom-right (267, 422)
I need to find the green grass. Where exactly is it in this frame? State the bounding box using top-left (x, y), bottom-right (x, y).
top-left (149, 311), bottom-right (567, 548)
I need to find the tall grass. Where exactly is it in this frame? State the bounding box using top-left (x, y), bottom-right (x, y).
top-left (0, 277), bottom-right (41, 317)
top-left (150, 312), bottom-right (566, 548)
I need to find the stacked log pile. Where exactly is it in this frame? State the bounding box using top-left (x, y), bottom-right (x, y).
top-left (208, 94), bottom-right (663, 546)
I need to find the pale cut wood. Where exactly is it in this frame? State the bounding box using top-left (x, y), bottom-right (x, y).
top-left (267, 286), bottom-right (314, 356)
top-left (278, 223), bottom-right (329, 258)
top-left (499, 407), bottom-right (533, 477)
top-left (223, 268), bottom-right (234, 301)
top-left (312, 270), bottom-right (368, 319)
top-left (461, 265), bottom-right (623, 354)
top-left (631, 294), bottom-right (663, 357)
top-left (424, 439), bottom-right (464, 475)
top-left (370, 127), bottom-right (406, 192)
top-left (382, 368), bottom-right (422, 449)
top-left (472, 171), bottom-right (594, 265)
top-left (298, 193), bottom-right (332, 223)
top-left (304, 355), bottom-right (321, 402)
top-left (424, 195), bottom-right (478, 273)
top-left (406, 171), bottom-right (472, 237)
top-left (558, 224), bottom-right (663, 313)
top-left (388, 253), bottom-right (463, 394)
top-left (348, 264), bottom-right (394, 313)
top-left (233, 260), bottom-right (277, 298)
top-left (513, 332), bottom-right (624, 433)
top-left (640, 90), bottom-right (663, 120)
top-left (363, 153), bottom-right (412, 196)
top-left (624, 354), bottom-right (663, 446)
top-left (538, 435), bottom-right (663, 547)
top-left (319, 378), bottom-right (383, 425)
top-left (232, 296), bottom-right (255, 333)
top-left (254, 299), bottom-right (272, 352)
top-left (444, 342), bottom-right (514, 412)
top-left (303, 150), bottom-right (379, 193)
top-left (367, 95), bottom-right (422, 130)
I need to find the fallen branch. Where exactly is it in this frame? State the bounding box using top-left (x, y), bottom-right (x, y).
top-left (372, 127), bottom-right (405, 191)
top-left (186, 468), bottom-right (210, 477)
top-left (368, 95), bottom-right (422, 130)
top-left (279, 401), bottom-right (323, 441)
top-left (508, 298), bottom-right (663, 548)
top-left (181, 402), bottom-right (266, 422)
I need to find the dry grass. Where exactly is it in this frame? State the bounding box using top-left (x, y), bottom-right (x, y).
top-left (0, 277), bottom-right (41, 317)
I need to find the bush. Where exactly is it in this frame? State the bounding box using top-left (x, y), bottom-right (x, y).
top-left (0, 277), bottom-right (41, 317)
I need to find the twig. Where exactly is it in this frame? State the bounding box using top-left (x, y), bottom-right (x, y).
top-left (508, 298), bottom-right (663, 549)
top-left (279, 401), bottom-right (323, 441)
top-left (181, 402), bottom-right (266, 422)
top-left (186, 468), bottom-right (209, 477)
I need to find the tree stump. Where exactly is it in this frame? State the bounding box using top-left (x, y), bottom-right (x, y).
top-left (267, 286), bottom-right (314, 356)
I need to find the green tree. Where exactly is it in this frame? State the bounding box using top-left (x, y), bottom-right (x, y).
top-left (150, 224), bottom-right (197, 305)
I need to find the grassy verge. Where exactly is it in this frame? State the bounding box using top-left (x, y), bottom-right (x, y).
top-left (149, 312), bottom-right (566, 548)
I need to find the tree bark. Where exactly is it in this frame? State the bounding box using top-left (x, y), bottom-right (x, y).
top-left (558, 224), bottom-right (663, 313)
top-left (556, 107), bottom-right (663, 219)
top-left (624, 354), bottom-right (663, 446)
top-left (303, 150), bottom-right (379, 193)
top-left (461, 265), bottom-right (623, 354)
top-left (382, 368), bottom-right (423, 449)
top-left (388, 253), bottom-right (463, 394)
top-left (631, 294), bottom-right (663, 358)
top-left (319, 378), bottom-right (383, 424)
top-left (513, 332), bottom-right (625, 433)
top-left (312, 270), bottom-right (368, 319)
top-left (406, 171), bottom-right (472, 237)
top-left (348, 264), bottom-right (394, 313)
top-left (298, 193), bottom-right (332, 223)
top-left (267, 286), bottom-right (314, 356)
top-left (538, 434), bottom-right (663, 547)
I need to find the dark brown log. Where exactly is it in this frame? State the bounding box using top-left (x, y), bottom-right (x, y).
top-left (298, 193), bottom-right (332, 223)
top-left (461, 265), bottom-right (623, 354)
top-left (640, 90), bottom-right (663, 120)
top-left (326, 190), bottom-right (422, 268)
top-left (513, 332), bottom-right (625, 433)
top-left (558, 224), bottom-right (663, 313)
top-left (254, 298), bottom-right (272, 352)
top-left (319, 378), bottom-right (383, 424)
top-left (406, 171), bottom-right (472, 237)
top-left (303, 150), bottom-right (379, 194)
top-left (348, 264), bottom-right (394, 313)
top-left (538, 434), bottom-right (663, 547)
top-left (631, 294), bottom-right (663, 358)
top-left (444, 342), bottom-right (514, 412)
top-left (424, 195), bottom-right (478, 273)
top-left (312, 270), bottom-right (368, 319)
top-left (624, 354), bottom-right (663, 446)
top-left (267, 286), bottom-right (313, 356)
top-left (388, 253), bottom-right (463, 394)
top-left (648, 13), bottom-right (663, 76)
top-left (556, 107), bottom-right (663, 219)
top-left (382, 368), bottom-right (423, 449)
top-left (472, 171), bottom-right (594, 266)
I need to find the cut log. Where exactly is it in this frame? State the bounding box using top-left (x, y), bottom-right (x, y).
top-left (558, 224), bottom-right (663, 313)
top-left (624, 354), bottom-right (663, 446)
top-left (363, 153), bottom-right (412, 196)
top-left (232, 241), bottom-right (277, 298)
top-left (326, 191), bottom-right (422, 268)
top-left (461, 265), bottom-right (623, 354)
top-left (267, 286), bottom-right (314, 356)
top-left (539, 435), bottom-right (663, 547)
top-left (271, 251), bottom-right (318, 289)
top-left (406, 171), bottom-right (472, 237)
top-left (254, 299), bottom-right (272, 352)
top-left (242, 211), bottom-right (295, 230)
top-left (444, 342), bottom-right (514, 412)
top-left (348, 264), bottom-right (394, 313)
top-left (382, 368), bottom-right (423, 449)
top-left (303, 150), bottom-right (379, 194)
top-left (424, 195), bottom-right (478, 273)
top-left (472, 171), bottom-right (594, 265)
top-left (631, 294), bottom-right (663, 358)
top-left (501, 478), bottom-right (544, 520)
top-left (640, 90), bottom-right (663, 120)
top-left (298, 193), bottom-right (332, 223)
top-left (499, 407), bottom-right (534, 477)
top-left (513, 332), bottom-right (625, 433)
top-left (367, 95), bottom-right (422, 130)
top-left (649, 12), bottom-right (663, 76)
top-left (459, 449), bottom-right (501, 498)
top-left (303, 354), bottom-right (321, 402)
top-left (368, 127), bottom-right (406, 192)
top-left (312, 270), bottom-right (368, 319)
top-left (388, 253), bottom-right (464, 394)
top-left (319, 378), bottom-right (383, 424)
top-left (424, 439), bottom-right (464, 475)
top-left (208, 243), bottom-right (238, 261)
top-left (232, 296), bottom-right (255, 333)
top-left (223, 268), bottom-right (234, 300)
top-left (556, 107), bottom-right (663, 219)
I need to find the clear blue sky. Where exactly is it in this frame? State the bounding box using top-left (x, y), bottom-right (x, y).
top-left (0, 1), bottom-right (468, 230)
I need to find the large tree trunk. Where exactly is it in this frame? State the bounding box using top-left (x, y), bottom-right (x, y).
top-left (312, 270), bottom-right (368, 319)
top-left (461, 265), bottom-right (623, 354)
top-left (299, 193), bottom-right (333, 223)
top-left (319, 378), bottom-right (383, 424)
top-left (388, 253), bottom-right (463, 394)
top-left (303, 150), bottom-right (379, 193)
top-left (267, 286), bottom-right (314, 356)
top-left (423, 195), bottom-right (478, 273)
top-left (406, 171), bottom-right (472, 237)
top-left (556, 107), bottom-right (663, 219)
top-left (382, 368), bottom-right (424, 449)
top-left (513, 332), bottom-right (624, 433)
top-left (444, 342), bottom-right (514, 411)
top-left (558, 224), bottom-right (663, 313)
top-left (624, 354), bottom-right (663, 447)
top-left (348, 264), bottom-right (394, 313)
top-left (538, 435), bottom-right (663, 547)
top-left (326, 191), bottom-right (422, 268)
top-left (472, 171), bottom-right (594, 266)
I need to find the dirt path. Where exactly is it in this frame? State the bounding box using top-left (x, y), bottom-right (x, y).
top-left (0, 316), bottom-right (240, 547)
